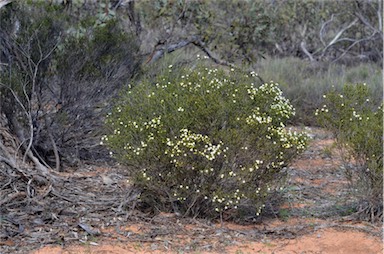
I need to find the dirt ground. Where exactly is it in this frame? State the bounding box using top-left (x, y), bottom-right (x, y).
top-left (1, 127), bottom-right (383, 254)
top-left (31, 226), bottom-right (382, 254)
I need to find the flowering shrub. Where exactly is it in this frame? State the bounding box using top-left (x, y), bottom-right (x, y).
top-left (104, 65), bottom-right (308, 218)
top-left (316, 83), bottom-right (383, 222)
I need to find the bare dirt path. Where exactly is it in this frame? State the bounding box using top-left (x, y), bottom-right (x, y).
top-left (1, 128), bottom-right (382, 254)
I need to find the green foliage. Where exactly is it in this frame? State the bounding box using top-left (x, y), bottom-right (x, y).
top-left (104, 64), bottom-right (308, 218)
top-left (56, 18), bottom-right (139, 80)
top-left (256, 57), bottom-right (383, 125)
top-left (268, 0), bottom-right (382, 62)
top-left (137, 0), bottom-right (382, 65)
top-left (200, 1), bottom-right (273, 63)
top-left (0, 1), bottom-right (64, 113)
top-left (316, 83), bottom-right (383, 221)
top-left (5, 1), bottom-right (140, 82)
top-left (137, 0), bottom-right (273, 63)
top-left (278, 208), bottom-right (290, 221)
top-left (0, 1), bottom-right (141, 165)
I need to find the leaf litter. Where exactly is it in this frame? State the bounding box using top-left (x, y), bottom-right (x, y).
top-left (0, 127), bottom-right (382, 253)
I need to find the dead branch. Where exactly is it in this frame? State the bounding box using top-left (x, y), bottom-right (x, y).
top-left (332, 31), bottom-right (379, 63)
top-left (0, 0), bottom-right (13, 9)
top-left (321, 18), bottom-right (359, 58)
top-left (190, 37), bottom-right (235, 68)
top-left (1, 85), bottom-right (51, 176)
top-left (146, 39), bottom-right (191, 64)
top-left (377, 0), bottom-right (383, 32)
top-left (300, 41), bottom-right (315, 62)
top-left (0, 192), bottom-right (27, 207)
top-left (0, 154), bottom-right (16, 168)
top-left (354, 11), bottom-right (383, 36)
top-left (7, 33), bottom-right (61, 173)
top-left (145, 36), bottom-right (235, 69)
top-left (319, 14), bottom-right (336, 46)
top-left (328, 18), bottom-right (358, 46)
top-left (145, 36), bottom-right (265, 85)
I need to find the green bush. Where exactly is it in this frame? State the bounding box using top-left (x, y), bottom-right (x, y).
top-left (256, 57), bottom-right (383, 126)
top-left (316, 83), bottom-right (383, 222)
top-left (104, 65), bottom-right (308, 219)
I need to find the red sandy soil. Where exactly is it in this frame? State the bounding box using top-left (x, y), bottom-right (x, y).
top-left (3, 127), bottom-right (383, 254)
top-left (31, 222), bottom-right (382, 254)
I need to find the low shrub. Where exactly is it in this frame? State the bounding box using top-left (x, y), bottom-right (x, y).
top-left (256, 57), bottom-right (382, 125)
top-left (104, 65), bottom-right (308, 219)
top-left (316, 83), bottom-right (383, 222)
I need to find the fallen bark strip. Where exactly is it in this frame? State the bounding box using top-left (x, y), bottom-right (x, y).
top-left (0, 192), bottom-right (27, 207)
